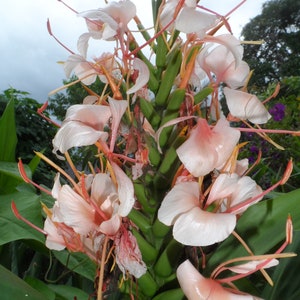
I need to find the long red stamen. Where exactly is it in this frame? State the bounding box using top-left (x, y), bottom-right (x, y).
top-left (37, 101), bottom-right (61, 127)
top-left (11, 201), bottom-right (47, 235)
top-left (47, 19), bottom-right (75, 54)
top-left (18, 159), bottom-right (52, 195)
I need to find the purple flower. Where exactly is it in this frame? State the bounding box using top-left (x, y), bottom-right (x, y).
top-left (269, 103), bottom-right (285, 122)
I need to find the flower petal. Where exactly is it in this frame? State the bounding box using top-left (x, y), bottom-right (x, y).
top-left (44, 217), bottom-right (66, 251)
top-left (158, 181), bottom-right (199, 226)
top-left (91, 173), bottom-right (117, 206)
top-left (53, 185), bottom-right (96, 235)
top-left (52, 121), bottom-right (108, 154)
top-left (224, 87), bottom-right (271, 124)
top-left (173, 207), bottom-right (236, 246)
top-left (176, 119), bottom-right (218, 176)
top-left (99, 213), bottom-right (121, 235)
top-left (127, 58), bottom-right (150, 94)
top-left (176, 8), bottom-right (218, 35)
top-left (111, 162), bottom-right (135, 217)
top-left (177, 260), bottom-right (255, 300)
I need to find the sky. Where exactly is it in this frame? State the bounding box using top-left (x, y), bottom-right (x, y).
top-left (0, 0), bottom-right (267, 102)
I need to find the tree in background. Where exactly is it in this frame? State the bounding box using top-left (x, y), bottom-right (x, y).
top-left (0, 88), bottom-right (61, 187)
top-left (241, 0), bottom-right (300, 89)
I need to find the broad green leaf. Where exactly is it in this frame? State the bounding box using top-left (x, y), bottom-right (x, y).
top-left (206, 189), bottom-right (300, 273)
top-left (261, 230), bottom-right (300, 299)
top-left (47, 284), bottom-right (91, 300)
top-left (0, 190), bottom-right (44, 245)
top-left (25, 277), bottom-right (56, 300)
top-left (0, 99), bottom-right (17, 162)
top-left (0, 265), bottom-right (47, 300)
top-left (53, 250), bottom-right (97, 282)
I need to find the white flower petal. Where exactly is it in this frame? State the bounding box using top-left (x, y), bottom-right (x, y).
top-left (173, 207), bottom-right (236, 246)
top-left (224, 87), bottom-right (271, 124)
top-left (176, 8), bottom-right (218, 35)
top-left (127, 58), bottom-right (150, 94)
top-left (91, 173), bottom-right (116, 206)
top-left (111, 162), bottom-right (135, 217)
top-left (158, 181), bottom-right (199, 226)
top-left (54, 185), bottom-right (96, 235)
top-left (44, 217), bottom-right (66, 251)
top-left (65, 104), bottom-right (111, 129)
top-left (52, 122), bottom-right (108, 154)
top-left (99, 213), bottom-right (121, 235)
top-left (227, 259), bottom-right (279, 274)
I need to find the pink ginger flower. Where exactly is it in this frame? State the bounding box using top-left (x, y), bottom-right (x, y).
top-left (64, 52), bottom-right (121, 85)
top-left (160, 0), bottom-right (219, 37)
top-left (52, 98), bottom-right (127, 156)
top-left (158, 181), bottom-right (236, 246)
top-left (223, 87), bottom-right (271, 124)
top-left (176, 118), bottom-right (241, 177)
top-left (177, 260), bottom-right (263, 300)
top-left (77, 0), bottom-right (136, 55)
top-left (114, 226), bottom-right (147, 278)
top-left (51, 163), bottom-right (135, 238)
top-left (197, 34), bottom-right (250, 89)
top-left (158, 172), bottom-right (262, 246)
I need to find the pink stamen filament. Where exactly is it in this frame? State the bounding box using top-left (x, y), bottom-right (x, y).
top-left (18, 159), bottom-right (52, 195)
top-left (11, 201), bottom-right (47, 235)
top-left (37, 101), bottom-right (61, 127)
top-left (47, 19), bottom-right (75, 55)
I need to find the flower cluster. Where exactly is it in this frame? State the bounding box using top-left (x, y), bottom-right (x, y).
top-left (14, 1), bottom-right (298, 299)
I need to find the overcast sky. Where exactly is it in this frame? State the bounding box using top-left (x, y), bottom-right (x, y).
top-left (0, 0), bottom-right (266, 102)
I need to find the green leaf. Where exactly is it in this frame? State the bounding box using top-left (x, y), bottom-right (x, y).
top-left (206, 189), bottom-right (300, 273)
top-left (0, 190), bottom-right (44, 245)
top-left (25, 277), bottom-right (56, 300)
top-left (0, 99), bottom-right (17, 162)
top-left (0, 265), bottom-right (47, 300)
top-left (53, 251), bottom-right (97, 282)
top-left (47, 284), bottom-right (90, 300)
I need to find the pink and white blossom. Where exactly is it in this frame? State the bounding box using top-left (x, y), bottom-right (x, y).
top-left (64, 53), bottom-right (121, 84)
top-left (197, 35), bottom-right (250, 89)
top-left (53, 99), bottom-right (128, 155)
top-left (77, 0), bottom-right (136, 56)
top-left (158, 181), bottom-right (236, 246)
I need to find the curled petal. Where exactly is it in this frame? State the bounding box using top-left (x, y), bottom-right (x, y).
top-left (44, 217), bottom-right (66, 251)
top-left (173, 207), bottom-right (236, 246)
top-left (99, 213), bottom-right (121, 236)
top-left (111, 162), bottom-right (135, 217)
top-left (224, 87), bottom-right (271, 124)
top-left (206, 173), bottom-right (239, 206)
top-left (227, 259), bottom-right (279, 274)
top-left (127, 58), bottom-right (150, 94)
top-left (158, 181), bottom-right (199, 226)
top-left (52, 121), bottom-right (108, 154)
top-left (204, 35), bottom-right (244, 68)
